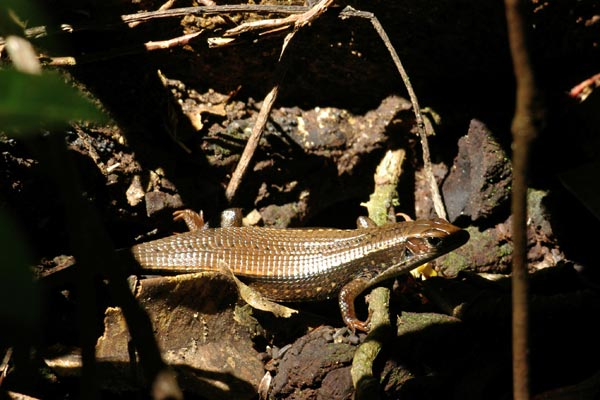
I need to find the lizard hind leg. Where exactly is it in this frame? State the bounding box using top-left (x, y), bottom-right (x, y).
top-left (173, 208), bottom-right (244, 231)
top-left (172, 209), bottom-right (206, 231)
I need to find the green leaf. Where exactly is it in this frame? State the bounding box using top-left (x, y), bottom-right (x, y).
top-left (0, 210), bottom-right (38, 333)
top-left (0, 69), bottom-right (106, 133)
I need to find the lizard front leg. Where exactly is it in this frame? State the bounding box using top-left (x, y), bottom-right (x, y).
top-left (338, 277), bottom-right (372, 332)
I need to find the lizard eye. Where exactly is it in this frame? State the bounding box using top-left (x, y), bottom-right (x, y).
top-left (404, 247), bottom-right (414, 258)
top-left (426, 237), bottom-right (442, 247)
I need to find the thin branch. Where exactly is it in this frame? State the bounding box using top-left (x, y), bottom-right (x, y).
top-left (128, 0), bottom-right (178, 28)
top-left (362, 149), bottom-right (406, 226)
top-left (224, 31), bottom-right (294, 202)
top-left (222, 0), bottom-right (334, 38)
top-left (340, 7), bottom-right (447, 219)
top-left (44, 31), bottom-right (203, 66)
top-left (0, 4), bottom-right (309, 45)
top-left (569, 71), bottom-right (600, 102)
top-left (421, 114), bottom-right (447, 219)
top-left (224, 80), bottom-right (281, 202)
top-left (121, 4), bottom-right (308, 25)
top-left (504, 0), bottom-right (543, 399)
top-left (350, 287), bottom-right (390, 400)
top-left (224, 0), bottom-right (333, 202)
top-left (0, 348), bottom-right (13, 386)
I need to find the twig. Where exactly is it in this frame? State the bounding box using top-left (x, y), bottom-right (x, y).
top-left (339, 7), bottom-right (446, 219)
top-left (0, 4), bottom-right (310, 45)
top-left (351, 150), bottom-right (403, 398)
top-left (224, 33), bottom-right (292, 202)
top-left (44, 31), bottom-right (203, 66)
top-left (120, 4), bottom-right (307, 25)
top-left (225, 0), bottom-right (333, 203)
top-left (222, 0), bottom-right (334, 38)
top-left (0, 347), bottom-right (13, 386)
top-left (504, 0), bottom-right (544, 399)
top-left (421, 114), bottom-right (447, 219)
top-left (224, 0), bottom-right (333, 202)
top-left (350, 287), bottom-right (391, 400)
top-left (569, 71), bottom-right (600, 102)
top-left (362, 149), bottom-right (406, 226)
top-left (128, 0), bottom-right (178, 28)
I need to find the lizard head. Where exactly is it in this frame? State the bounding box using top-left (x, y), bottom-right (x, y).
top-left (404, 218), bottom-right (469, 258)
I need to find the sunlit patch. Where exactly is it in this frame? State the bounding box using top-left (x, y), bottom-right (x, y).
top-left (410, 262), bottom-right (437, 279)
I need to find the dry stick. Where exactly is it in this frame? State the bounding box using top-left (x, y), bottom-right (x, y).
top-left (362, 149), bottom-right (406, 226)
top-left (120, 4), bottom-right (307, 25)
top-left (33, 4), bottom-right (310, 65)
top-left (0, 347), bottom-right (13, 386)
top-left (420, 114), bottom-right (446, 218)
top-left (224, 39), bottom-right (290, 202)
top-left (351, 150), bottom-right (404, 400)
top-left (128, 0), bottom-right (177, 28)
top-left (0, 5), bottom-right (309, 45)
top-left (223, 0), bottom-right (334, 37)
top-left (351, 287), bottom-right (391, 400)
top-left (340, 8), bottom-right (446, 398)
top-left (45, 31), bottom-right (203, 66)
top-left (504, 0), bottom-right (543, 399)
top-left (224, 0), bottom-right (333, 202)
top-left (340, 7), bottom-right (447, 219)
top-left (569, 71), bottom-right (600, 102)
